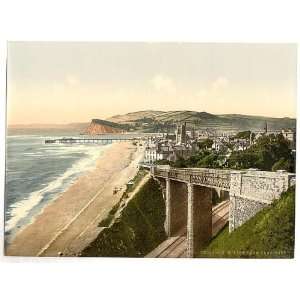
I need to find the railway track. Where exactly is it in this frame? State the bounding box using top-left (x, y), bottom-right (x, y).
top-left (145, 200), bottom-right (229, 258)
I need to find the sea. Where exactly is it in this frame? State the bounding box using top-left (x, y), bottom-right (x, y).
top-left (5, 130), bottom-right (115, 242)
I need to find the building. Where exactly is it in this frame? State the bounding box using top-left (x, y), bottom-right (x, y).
top-left (281, 128), bottom-right (296, 149)
top-left (186, 127), bottom-right (196, 139)
top-left (212, 139), bottom-right (228, 152)
top-left (168, 144), bottom-right (195, 162)
top-left (264, 121), bottom-right (268, 133)
top-left (144, 144), bottom-right (171, 163)
top-left (176, 122), bottom-right (187, 144)
top-left (231, 138), bottom-right (249, 151)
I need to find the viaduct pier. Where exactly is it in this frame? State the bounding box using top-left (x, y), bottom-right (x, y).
top-left (150, 166), bottom-right (295, 257)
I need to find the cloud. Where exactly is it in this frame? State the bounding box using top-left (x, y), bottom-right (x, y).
top-left (66, 75), bottom-right (79, 86)
top-left (196, 77), bottom-right (229, 100)
top-left (150, 74), bottom-right (176, 94)
top-left (211, 76), bottom-right (229, 91)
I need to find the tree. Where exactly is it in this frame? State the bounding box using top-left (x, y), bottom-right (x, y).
top-left (227, 151), bottom-right (258, 169)
top-left (198, 138), bottom-right (213, 150)
top-left (235, 130), bottom-right (251, 139)
top-left (228, 134), bottom-right (294, 171)
top-left (272, 157), bottom-right (290, 171)
top-left (173, 156), bottom-right (187, 168)
top-left (154, 159), bottom-right (172, 166)
top-left (197, 153), bottom-right (221, 168)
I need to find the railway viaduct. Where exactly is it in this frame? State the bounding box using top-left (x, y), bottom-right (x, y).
top-left (150, 166), bottom-right (295, 257)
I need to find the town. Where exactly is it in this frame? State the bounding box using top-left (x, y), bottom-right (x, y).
top-left (143, 122), bottom-right (296, 172)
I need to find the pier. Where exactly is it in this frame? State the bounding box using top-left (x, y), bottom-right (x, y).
top-left (45, 137), bottom-right (140, 144)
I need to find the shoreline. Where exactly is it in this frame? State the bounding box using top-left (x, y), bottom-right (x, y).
top-left (5, 142), bottom-right (114, 242)
top-left (6, 141), bottom-right (145, 256)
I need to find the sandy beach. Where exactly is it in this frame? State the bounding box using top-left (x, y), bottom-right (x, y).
top-left (6, 141), bottom-right (145, 256)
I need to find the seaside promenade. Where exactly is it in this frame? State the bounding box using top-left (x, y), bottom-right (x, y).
top-left (6, 142), bottom-right (145, 256)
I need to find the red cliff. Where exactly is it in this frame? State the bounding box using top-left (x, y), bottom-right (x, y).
top-left (83, 119), bottom-right (124, 135)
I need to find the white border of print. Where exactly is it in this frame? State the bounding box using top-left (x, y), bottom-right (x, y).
top-left (0, 1), bottom-right (299, 300)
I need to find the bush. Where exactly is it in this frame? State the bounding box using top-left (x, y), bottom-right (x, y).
top-left (272, 157), bottom-right (293, 172)
top-left (198, 138), bottom-right (213, 150)
top-left (227, 134), bottom-right (294, 171)
top-left (197, 153), bottom-right (221, 168)
top-left (234, 130), bottom-right (251, 139)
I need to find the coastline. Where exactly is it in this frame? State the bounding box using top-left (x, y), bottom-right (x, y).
top-left (6, 141), bottom-right (145, 256)
top-left (5, 139), bottom-right (114, 240)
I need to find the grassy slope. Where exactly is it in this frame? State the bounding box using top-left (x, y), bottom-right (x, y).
top-left (107, 110), bottom-right (296, 130)
top-left (199, 187), bottom-right (295, 258)
top-left (80, 178), bottom-right (166, 257)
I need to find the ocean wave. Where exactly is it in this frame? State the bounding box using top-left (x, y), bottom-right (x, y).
top-left (5, 143), bottom-right (112, 234)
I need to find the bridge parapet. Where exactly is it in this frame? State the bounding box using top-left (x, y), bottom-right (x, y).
top-left (152, 166), bottom-right (295, 201)
top-left (152, 167), bottom-right (231, 191)
top-left (229, 169), bottom-right (295, 232)
top-left (230, 169), bottom-right (294, 204)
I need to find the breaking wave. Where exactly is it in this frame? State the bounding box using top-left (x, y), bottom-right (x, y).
top-left (5, 139), bottom-right (111, 236)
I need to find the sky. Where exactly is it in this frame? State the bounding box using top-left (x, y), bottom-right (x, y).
top-left (7, 42), bottom-right (297, 125)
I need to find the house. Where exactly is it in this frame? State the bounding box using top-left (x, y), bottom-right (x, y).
top-left (281, 128), bottom-right (296, 149)
top-left (211, 139), bottom-right (227, 152)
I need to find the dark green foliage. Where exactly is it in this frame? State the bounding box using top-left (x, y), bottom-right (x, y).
top-left (98, 213), bottom-right (115, 227)
top-left (228, 134), bottom-right (294, 172)
top-left (234, 130), bottom-right (251, 139)
top-left (227, 150), bottom-right (259, 169)
top-left (197, 138), bottom-right (213, 150)
top-left (196, 152), bottom-right (223, 168)
top-left (154, 151), bottom-right (226, 168)
top-left (173, 156), bottom-right (188, 168)
top-left (272, 157), bottom-right (293, 172)
top-left (154, 159), bottom-right (172, 166)
top-left (97, 170), bottom-right (147, 228)
top-left (98, 200), bottom-right (122, 227)
top-left (171, 150), bottom-right (226, 169)
top-left (126, 170), bottom-right (147, 193)
top-left (165, 133), bottom-right (294, 172)
top-left (80, 178), bottom-right (166, 257)
top-left (199, 187), bottom-right (295, 258)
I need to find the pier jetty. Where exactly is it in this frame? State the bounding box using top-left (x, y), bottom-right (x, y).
top-left (45, 137), bottom-right (139, 144)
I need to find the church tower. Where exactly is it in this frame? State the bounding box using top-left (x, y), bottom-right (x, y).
top-left (264, 121), bottom-right (268, 134)
top-left (180, 122), bottom-right (187, 144)
top-left (175, 122), bottom-right (187, 144)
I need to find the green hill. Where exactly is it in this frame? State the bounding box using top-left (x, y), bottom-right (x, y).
top-left (106, 110), bottom-right (296, 132)
top-left (199, 187), bottom-right (295, 258)
top-left (220, 114), bottom-right (295, 131)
